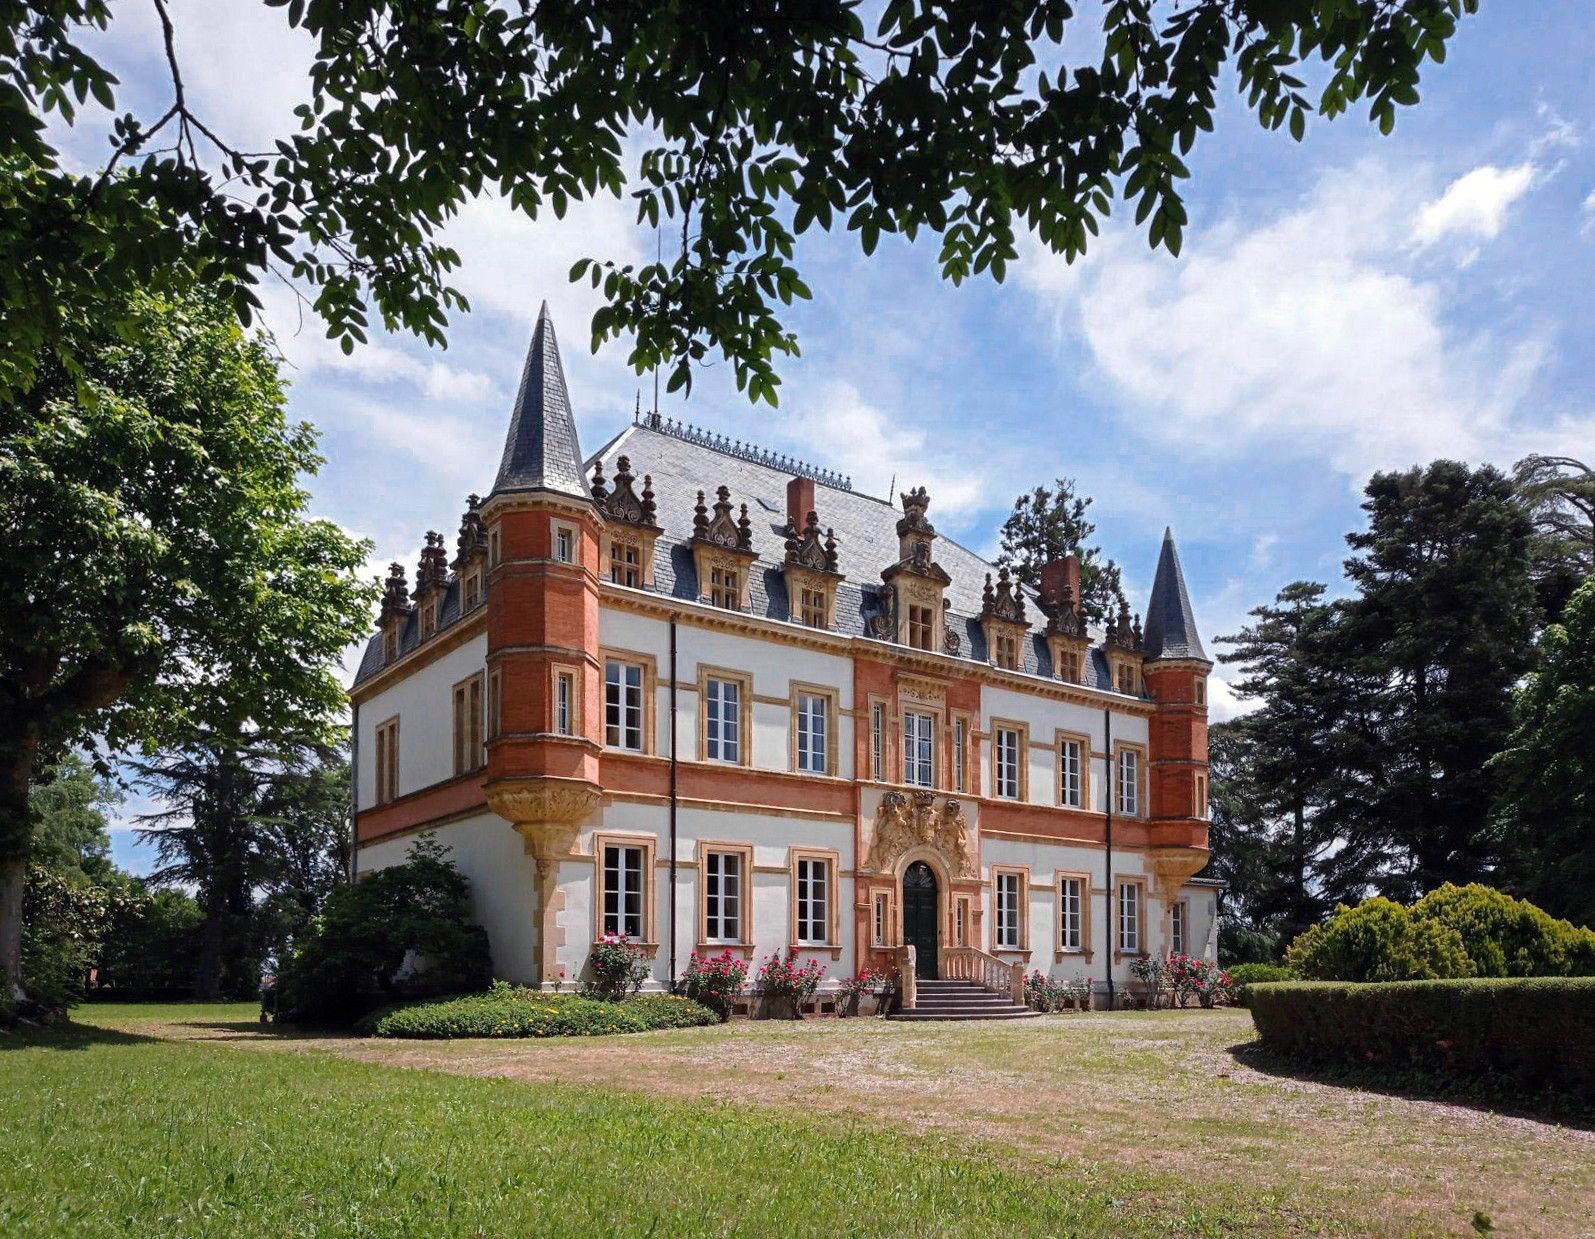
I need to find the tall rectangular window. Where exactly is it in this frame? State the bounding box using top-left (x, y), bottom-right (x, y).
top-left (462, 567), bottom-right (483, 611)
top-left (1118, 881), bottom-right (1142, 953)
top-left (374, 718), bottom-right (400, 804)
top-left (554, 526), bottom-right (575, 564)
top-left (995, 871), bottom-right (1022, 950)
top-left (555, 669), bottom-right (575, 737)
top-left (705, 676), bottom-right (742, 763)
top-left (994, 631), bottom-right (1018, 670)
top-left (952, 718), bottom-right (967, 793)
top-left (800, 587), bottom-right (826, 628)
top-left (870, 703), bottom-right (886, 782)
top-left (605, 659), bottom-right (645, 751)
top-left (795, 856), bottom-right (830, 944)
top-left (1195, 774), bottom-right (1208, 817)
top-left (488, 526), bottom-right (501, 566)
top-left (795, 692), bottom-right (828, 774)
top-left (994, 727), bottom-right (1022, 799)
top-left (1194, 678), bottom-right (1207, 706)
top-left (709, 565), bottom-right (739, 609)
top-left (420, 598), bottom-right (438, 638)
top-left (704, 851), bottom-right (742, 942)
top-left (1117, 748), bottom-right (1141, 816)
top-left (1059, 876), bottom-right (1083, 951)
top-left (907, 604), bottom-right (934, 650)
top-left (955, 898), bottom-right (968, 947)
top-left (602, 844), bottom-right (645, 939)
top-left (609, 541), bottom-right (640, 587)
top-left (903, 710), bottom-right (935, 788)
top-left (487, 669), bottom-right (502, 738)
top-left (1171, 899), bottom-right (1187, 956)
top-left (382, 627), bottom-right (400, 663)
top-left (452, 674), bottom-right (484, 775)
top-left (872, 893), bottom-right (888, 947)
top-left (1059, 738), bottom-right (1083, 808)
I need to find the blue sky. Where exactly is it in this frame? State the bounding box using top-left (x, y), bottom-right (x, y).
top-left (66, 3), bottom-right (1595, 871)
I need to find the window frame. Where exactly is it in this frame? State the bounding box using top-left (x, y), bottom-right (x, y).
top-left (1171, 897), bottom-right (1188, 957)
top-left (906, 603), bottom-right (935, 651)
top-left (602, 650), bottom-right (656, 754)
top-left (608, 538), bottom-right (642, 587)
top-left (789, 848), bottom-right (840, 948)
top-left (872, 891), bottom-right (891, 947)
top-left (869, 699), bottom-right (887, 783)
top-left (1056, 729), bottom-right (1090, 810)
top-left (551, 665), bottom-right (579, 738)
top-left (373, 715), bottom-right (400, 805)
top-left (1056, 871), bottom-right (1091, 956)
top-left (951, 714), bottom-right (969, 794)
top-left (992, 866), bottom-right (1028, 952)
top-left (709, 563), bottom-right (741, 610)
top-left (697, 841), bottom-right (753, 949)
top-left (698, 666), bottom-right (752, 767)
top-left (992, 721), bottom-right (1026, 801)
top-left (1116, 878), bottom-right (1144, 955)
top-left (462, 566), bottom-right (483, 611)
top-left (594, 832), bottom-right (657, 944)
top-left (791, 683), bottom-right (837, 776)
top-left (1114, 741), bottom-right (1147, 818)
top-left (487, 668), bottom-right (502, 739)
top-left (902, 708), bottom-right (937, 789)
top-left (451, 673), bottom-right (485, 776)
top-left (552, 521), bottom-right (577, 565)
top-left (420, 596), bottom-right (439, 638)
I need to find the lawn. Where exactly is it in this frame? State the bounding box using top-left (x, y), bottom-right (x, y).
top-left (3, 1004), bottom-right (1591, 1237)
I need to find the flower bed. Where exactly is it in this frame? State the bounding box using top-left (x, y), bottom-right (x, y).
top-left (1249, 978), bottom-right (1595, 1100)
top-left (754, 948), bottom-right (826, 1019)
top-left (680, 950), bottom-right (750, 1021)
top-left (1024, 971), bottom-right (1091, 1012)
top-left (359, 982), bottom-right (717, 1039)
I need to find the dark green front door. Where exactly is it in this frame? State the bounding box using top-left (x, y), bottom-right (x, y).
top-left (902, 861), bottom-right (939, 979)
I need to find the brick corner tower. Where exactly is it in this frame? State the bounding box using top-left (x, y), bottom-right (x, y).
top-left (480, 302), bottom-right (604, 983)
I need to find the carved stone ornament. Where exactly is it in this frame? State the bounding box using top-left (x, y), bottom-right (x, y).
top-left (453, 494), bottom-right (487, 569)
top-left (414, 530), bottom-right (449, 597)
top-left (488, 778), bottom-right (601, 836)
top-left (981, 567), bottom-right (1028, 626)
top-left (863, 790), bottom-right (975, 878)
top-left (592, 456), bottom-right (658, 528)
top-left (379, 561), bottom-right (411, 626)
top-left (867, 584), bottom-right (895, 639)
top-left (1045, 583), bottom-right (1087, 639)
top-left (1106, 598), bottom-right (1144, 653)
top-left (692, 485), bottom-right (754, 551)
top-left (784, 510), bottom-right (840, 575)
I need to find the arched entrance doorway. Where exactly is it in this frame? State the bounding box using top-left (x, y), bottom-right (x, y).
top-left (902, 861), bottom-right (939, 979)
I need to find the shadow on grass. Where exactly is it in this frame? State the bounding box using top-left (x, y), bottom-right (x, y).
top-left (0, 1019), bottom-right (159, 1052)
top-left (174, 1019), bottom-right (362, 1044)
top-left (1226, 1038), bottom-right (1595, 1131)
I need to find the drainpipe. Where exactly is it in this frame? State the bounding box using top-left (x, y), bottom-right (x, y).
top-left (1103, 705), bottom-right (1114, 1010)
top-left (668, 614), bottom-right (679, 989)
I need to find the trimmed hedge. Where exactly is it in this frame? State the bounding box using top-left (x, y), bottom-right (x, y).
top-left (1249, 978), bottom-right (1595, 1100)
top-left (1227, 963), bottom-right (1292, 1007)
top-left (359, 985), bottom-right (718, 1039)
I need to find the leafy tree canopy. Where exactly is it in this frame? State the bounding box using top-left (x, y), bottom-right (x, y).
top-left (996, 478), bottom-right (1123, 623)
top-left (2, 0), bottom-right (1477, 403)
top-left (0, 280), bottom-right (374, 987)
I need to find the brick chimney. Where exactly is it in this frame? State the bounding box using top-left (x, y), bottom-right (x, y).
top-left (1039, 553), bottom-right (1082, 616)
top-left (787, 475), bottom-right (816, 530)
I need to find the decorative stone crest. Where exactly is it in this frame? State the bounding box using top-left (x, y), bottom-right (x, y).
top-left (783, 510), bottom-right (839, 574)
top-left (1045, 583), bottom-right (1087, 639)
top-left (981, 567), bottom-right (1028, 626)
top-left (453, 494), bottom-right (487, 569)
top-left (379, 562), bottom-right (411, 626)
top-left (692, 485), bottom-right (754, 551)
top-left (414, 531), bottom-right (449, 597)
top-left (591, 456), bottom-right (658, 528)
top-left (1106, 598), bottom-right (1144, 653)
top-left (863, 790), bottom-right (975, 878)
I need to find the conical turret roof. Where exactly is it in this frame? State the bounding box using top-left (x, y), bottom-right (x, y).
top-left (491, 302), bottom-right (590, 501)
top-left (1143, 527), bottom-right (1207, 662)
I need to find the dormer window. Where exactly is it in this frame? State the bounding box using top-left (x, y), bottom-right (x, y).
top-left (800, 587), bottom-right (826, 628)
top-left (994, 631), bottom-right (1019, 671)
top-left (782, 507), bottom-right (843, 631)
top-left (907, 604), bottom-right (935, 650)
top-left (710, 565), bottom-right (740, 610)
top-left (462, 567), bottom-right (483, 611)
top-left (980, 568), bottom-right (1030, 674)
top-left (1059, 648), bottom-right (1081, 682)
top-left (609, 540), bottom-right (641, 587)
top-left (383, 628), bottom-right (400, 662)
top-left (1117, 663), bottom-right (1139, 696)
top-left (420, 598), bottom-right (439, 638)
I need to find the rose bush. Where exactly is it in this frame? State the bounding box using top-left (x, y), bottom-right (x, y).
top-left (680, 949), bottom-right (750, 1021)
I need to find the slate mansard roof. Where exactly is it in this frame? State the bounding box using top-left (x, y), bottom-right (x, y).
top-left (353, 307), bottom-right (1209, 689)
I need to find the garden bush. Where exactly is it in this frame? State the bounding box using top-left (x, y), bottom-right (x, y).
top-left (584, 934), bottom-right (650, 999)
top-left (1287, 888), bottom-right (1595, 983)
top-left (1286, 897), bottom-right (1473, 982)
top-left (1228, 963), bottom-right (1293, 1007)
top-left (360, 983), bottom-right (717, 1038)
top-left (1249, 978), bottom-right (1595, 1101)
top-left (680, 949), bottom-right (749, 1020)
top-left (276, 835), bottom-right (491, 1024)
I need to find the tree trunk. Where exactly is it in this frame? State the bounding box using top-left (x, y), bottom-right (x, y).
top-left (193, 895), bottom-right (226, 1001)
top-left (0, 727), bottom-right (40, 993)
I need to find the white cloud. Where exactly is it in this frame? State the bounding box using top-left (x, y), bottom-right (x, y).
top-left (1582, 190), bottom-right (1595, 237)
top-left (1206, 675), bottom-right (1259, 724)
top-left (1017, 157), bottom-right (1581, 485)
top-left (1412, 162), bottom-right (1539, 248)
top-left (1248, 533), bottom-right (1280, 570)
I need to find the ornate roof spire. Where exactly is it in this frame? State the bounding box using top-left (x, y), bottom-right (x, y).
top-left (491, 302), bottom-right (590, 501)
top-left (379, 562), bottom-right (410, 625)
top-left (1143, 527), bottom-right (1208, 661)
top-left (414, 531), bottom-right (449, 596)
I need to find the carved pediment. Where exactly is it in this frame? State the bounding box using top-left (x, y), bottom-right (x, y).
top-left (784, 511), bottom-right (840, 575)
top-left (592, 456), bottom-right (658, 529)
top-left (981, 567), bottom-right (1029, 627)
top-left (453, 494), bottom-right (487, 570)
top-left (1105, 598), bottom-right (1144, 653)
top-left (414, 531), bottom-right (449, 598)
top-left (692, 486), bottom-right (755, 554)
top-left (863, 791), bottom-right (975, 878)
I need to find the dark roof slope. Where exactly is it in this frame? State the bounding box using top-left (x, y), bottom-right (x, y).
top-left (1142, 527), bottom-right (1207, 662)
top-left (492, 303), bottom-right (590, 501)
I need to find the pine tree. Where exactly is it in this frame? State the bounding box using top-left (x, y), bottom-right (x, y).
top-left (1492, 575), bottom-right (1595, 928)
top-left (1334, 461), bottom-right (1539, 900)
top-left (1512, 454), bottom-right (1594, 623)
top-left (996, 479), bottom-right (1124, 623)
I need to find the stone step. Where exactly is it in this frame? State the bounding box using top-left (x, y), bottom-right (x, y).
top-left (888, 1008), bottom-right (1039, 1022)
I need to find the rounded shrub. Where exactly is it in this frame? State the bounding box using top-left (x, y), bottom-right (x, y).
top-left (360, 983), bottom-right (717, 1039)
top-left (1286, 897), bottom-right (1473, 982)
top-left (1410, 883), bottom-right (1595, 977)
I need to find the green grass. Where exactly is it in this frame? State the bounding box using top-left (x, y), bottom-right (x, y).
top-left (2, 1006), bottom-right (1316, 1237)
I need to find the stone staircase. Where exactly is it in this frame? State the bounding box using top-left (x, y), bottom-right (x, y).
top-left (889, 977), bottom-right (1038, 1022)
